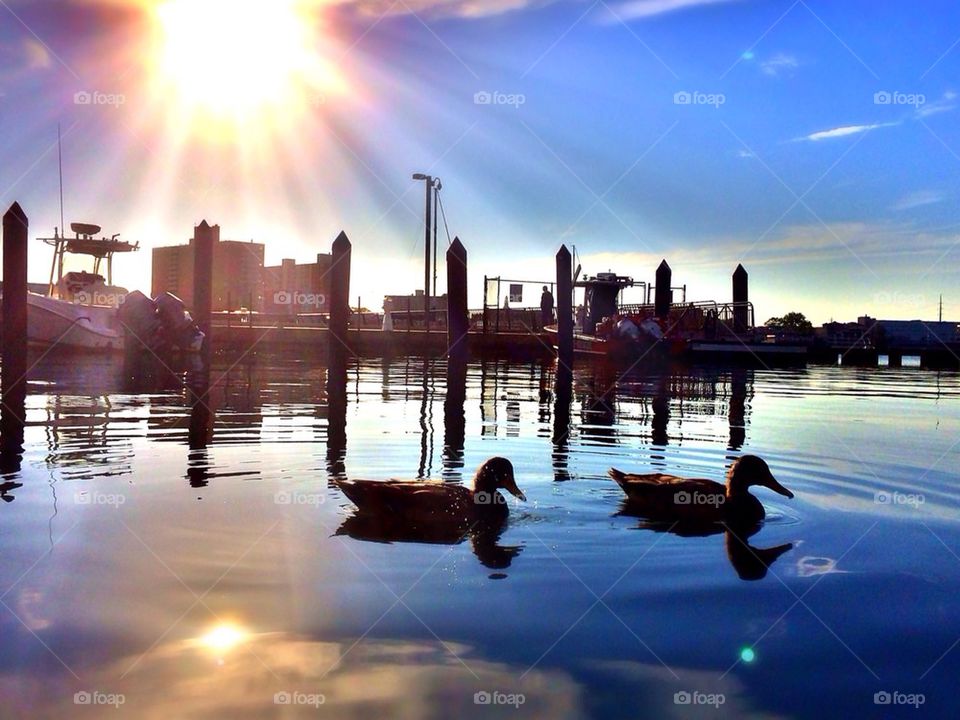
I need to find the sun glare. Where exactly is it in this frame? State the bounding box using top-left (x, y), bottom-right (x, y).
top-left (153, 0), bottom-right (339, 127)
top-left (198, 623), bottom-right (248, 653)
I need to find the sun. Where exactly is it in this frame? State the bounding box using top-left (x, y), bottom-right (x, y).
top-left (152, 0), bottom-right (337, 128)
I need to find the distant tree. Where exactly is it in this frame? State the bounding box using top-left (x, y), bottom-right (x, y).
top-left (765, 312), bottom-right (814, 335)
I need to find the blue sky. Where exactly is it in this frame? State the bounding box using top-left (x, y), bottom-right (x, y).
top-left (1, 0), bottom-right (958, 322)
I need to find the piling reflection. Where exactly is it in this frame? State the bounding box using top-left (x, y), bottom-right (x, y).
top-left (442, 350), bottom-right (467, 477)
top-left (186, 364), bottom-right (214, 488)
top-left (552, 362), bottom-right (572, 481)
top-left (326, 349), bottom-right (348, 479)
top-left (728, 368), bottom-right (748, 450)
top-left (0, 374), bottom-right (26, 488)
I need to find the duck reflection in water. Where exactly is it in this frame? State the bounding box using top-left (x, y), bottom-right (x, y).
top-left (610, 455), bottom-right (795, 580)
top-left (335, 458), bottom-right (526, 570)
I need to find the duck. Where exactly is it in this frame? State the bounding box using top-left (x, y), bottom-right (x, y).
top-left (608, 455), bottom-right (793, 528)
top-left (335, 457), bottom-right (526, 528)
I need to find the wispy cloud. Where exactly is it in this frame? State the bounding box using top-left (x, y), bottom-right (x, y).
top-left (340, 0), bottom-right (556, 19)
top-left (800, 123), bottom-right (894, 142)
top-left (23, 39), bottom-right (52, 70)
top-left (892, 190), bottom-right (944, 212)
top-left (608, 0), bottom-right (741, 20)
top-left (760, 53), bottom-right (798, 77)
top-left (916, 90), bottom-right (957, 118)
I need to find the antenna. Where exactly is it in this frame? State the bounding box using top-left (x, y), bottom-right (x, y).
top-left (939, 294), bottom-right (943, 323)
top-left (57, 123), bottom-right (65, 236)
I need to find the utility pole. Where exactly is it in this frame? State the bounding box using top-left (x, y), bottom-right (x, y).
top-left (413, 173), bottom-right (433, 334)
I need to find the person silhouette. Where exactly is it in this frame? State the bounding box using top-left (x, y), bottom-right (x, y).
top-left (540, 286), bottom-right (554, 327)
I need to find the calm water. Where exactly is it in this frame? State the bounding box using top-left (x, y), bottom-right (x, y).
top-left (1, 353), bottom-right (959, 719)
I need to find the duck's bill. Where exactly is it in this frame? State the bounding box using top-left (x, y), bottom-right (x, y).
top-left (505, 484), bottom-right (527, 502)
top-left (766, 477), bottom-right (794, 499)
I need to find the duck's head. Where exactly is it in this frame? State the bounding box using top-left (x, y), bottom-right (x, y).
top-left (473, 457), bottom-right (526, 502)
top-left (726, 455), bottom-right (794, 499)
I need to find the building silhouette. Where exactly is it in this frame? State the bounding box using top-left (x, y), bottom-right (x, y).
top-left (152, 224), bottom-right (331, 313)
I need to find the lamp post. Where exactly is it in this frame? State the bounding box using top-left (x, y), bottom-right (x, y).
top-left (412, 173), bottom-right (441, 335)
top-left (413, 173), bottom-right (432, 333)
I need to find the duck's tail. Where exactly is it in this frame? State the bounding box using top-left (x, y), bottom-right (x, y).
top-left (608, 468), bottom-right (627, 486)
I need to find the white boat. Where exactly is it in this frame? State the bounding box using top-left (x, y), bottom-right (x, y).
top-left (27, 222), bottom-right (138, 351)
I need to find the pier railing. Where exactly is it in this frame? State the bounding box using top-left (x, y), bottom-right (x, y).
top-left (616, 300), bottom-right (756, 337)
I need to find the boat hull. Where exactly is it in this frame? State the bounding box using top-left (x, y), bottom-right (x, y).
top-left (26, 293), bottom-right (124, 351)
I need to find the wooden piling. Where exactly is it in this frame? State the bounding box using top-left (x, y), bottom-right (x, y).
top-left (655, 259), bottom-right (672, 320)
top-left (2, 203), bottom-right (28, 400)
top-left (1, 203), bottom-right (28, 475)
top-left (733, 264), bottom-right (748, 331)
top-left (556, 245), bottom-right (573, 364)
top-left (329, 231), bottom-right (352, 346)
top-left (446, 237), bottom-right (468, 352)
top-left (192, 220), bottom-right (215, 349)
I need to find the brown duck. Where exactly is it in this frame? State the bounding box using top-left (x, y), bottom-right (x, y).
top-left (335, 457), bottom-right (526, 528)
top-left (608, 455), bottom-right (793, 527)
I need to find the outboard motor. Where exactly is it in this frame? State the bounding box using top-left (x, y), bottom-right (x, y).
top-left (639, 318), bottom-right (665, 342)
top-left (614, 317), bottom-right (642, 343)
top-left (117, 290), bottom-right (162, 348)
top-left (155, 292), bottom-right (205, 352)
